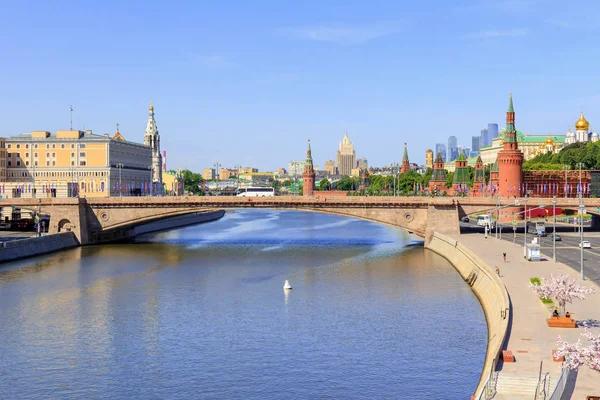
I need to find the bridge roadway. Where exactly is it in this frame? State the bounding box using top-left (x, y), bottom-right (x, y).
top-left (2, 196), bottom-right (600, 246)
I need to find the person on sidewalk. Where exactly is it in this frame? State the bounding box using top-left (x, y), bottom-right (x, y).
top-left (552, 309), bottom-right (559, 318)
top-left (503, 252), bottom-right (507, 262)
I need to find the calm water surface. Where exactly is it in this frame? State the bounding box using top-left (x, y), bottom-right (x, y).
top-left (0, 210), bottom-right (486, 399)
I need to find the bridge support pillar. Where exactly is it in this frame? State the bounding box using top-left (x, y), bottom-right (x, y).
top-left (46, 199), bottom-right (91, 245)
top-left (424, 205), bottom-right (460, 247)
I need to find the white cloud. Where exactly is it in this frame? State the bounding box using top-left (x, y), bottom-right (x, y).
top-left (465, 28), bottom-right (530, 38)
top-left (286, 24), bottom-right (399, 45)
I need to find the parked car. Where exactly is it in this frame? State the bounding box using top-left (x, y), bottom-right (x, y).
top-left (461, 216), bottom-right (470, 223)
top-left (552, 233), bottom-right (562, 241)
top-left (580, 241), bottom-right (591, 249)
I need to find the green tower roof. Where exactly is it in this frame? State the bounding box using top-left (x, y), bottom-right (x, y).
top-left (435, 152), bottom-right (444, 163)
top-left (402, 143), bottom-right (409, 162)
top-left (508, 93), bottom-right (514, 113)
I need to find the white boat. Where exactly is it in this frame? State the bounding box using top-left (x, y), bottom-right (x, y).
top-left (283, 280), bottom-right (292, 290)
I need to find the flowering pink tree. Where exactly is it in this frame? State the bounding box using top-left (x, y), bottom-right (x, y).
top-left (555, 325), bottom-right (600, 372)
top-left (529, 274), bottom-right (595, 315)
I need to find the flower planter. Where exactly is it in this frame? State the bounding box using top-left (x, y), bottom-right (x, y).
top-left (547, 316), bottom-right (576, 328)
top-left (552, 349), bottom-right (565, 362)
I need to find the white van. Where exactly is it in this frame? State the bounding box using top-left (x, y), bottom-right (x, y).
top-left (477, 215), bottom-right (493, 227)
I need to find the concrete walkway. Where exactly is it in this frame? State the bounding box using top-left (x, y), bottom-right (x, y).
top-left (455, 233), bottom-right (600, 399)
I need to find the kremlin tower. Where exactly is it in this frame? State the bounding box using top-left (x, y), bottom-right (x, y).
top-left (497, 93), bottom-right (523, 197)
top-left (428, 151), bottom-right (447, 193)
top-left (400, 143), bottom-right (411, 174)
top-left (302, 139), bottom-right (316, 196)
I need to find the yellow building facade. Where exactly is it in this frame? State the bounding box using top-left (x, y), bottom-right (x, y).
top-left (3, 129), bottom-right (153, 198)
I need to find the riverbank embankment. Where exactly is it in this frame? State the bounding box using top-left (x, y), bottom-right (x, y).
top-left (426, 232), bottom-right (510, 399)
top-left (0, 232), bottom-right (79, 264)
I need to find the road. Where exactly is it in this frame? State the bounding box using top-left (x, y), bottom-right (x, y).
top-left (460, 221), bottom-right (600, 284)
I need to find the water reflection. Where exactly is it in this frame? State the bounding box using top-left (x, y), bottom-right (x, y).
top-left (0, 209), bottom-right (487, 399)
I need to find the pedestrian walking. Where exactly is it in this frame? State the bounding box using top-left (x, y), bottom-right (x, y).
top-left (503, 252), bottom-right (507, 262)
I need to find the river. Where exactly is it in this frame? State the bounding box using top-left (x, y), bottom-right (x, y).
top-left (0, 209), bottom-right (486, 399)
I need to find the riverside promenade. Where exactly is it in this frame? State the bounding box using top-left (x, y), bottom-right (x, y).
top-left (457, 233), bottom-right (600, 399)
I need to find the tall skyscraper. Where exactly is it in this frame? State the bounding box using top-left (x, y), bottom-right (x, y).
top-left (435, 143), bottom-right (446, 162)
top-left (144, 102), bottom-right (163, 186)
top-left (447, 136), bottom-right (458, 161)
top-left (425, 149), bottom-right (434, 169)
top-left (480, 129), bottom-right (488, 147)
top-left (487, 123), bottom-right (499, 143)
top-left (336, 133), bottom-right (356, 176)
top-left (471, 136), bottom-right (480, 153)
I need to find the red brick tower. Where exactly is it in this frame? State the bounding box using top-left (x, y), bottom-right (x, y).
top-left (428, 151), bottom-right (447, 193)
top-left (497, 93), bottom-right (523, 197)
top-left (302, 139), bottom-right (315, 196)
top-left (400, 143), bottom-right (411, 174)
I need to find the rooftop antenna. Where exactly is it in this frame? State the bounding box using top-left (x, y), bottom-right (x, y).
top-left (69, 105), bottom-right (74, 130)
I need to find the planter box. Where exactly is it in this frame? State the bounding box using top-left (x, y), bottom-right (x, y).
top-left (547, 317), bottom-right (577, 328)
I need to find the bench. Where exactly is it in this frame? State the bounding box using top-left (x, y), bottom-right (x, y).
top-left (502, 350), bottom-right (515, 363)
top-left (552, 349), bottom-right (565, 362)
top-left (547, 317), bottom-right (577, 328)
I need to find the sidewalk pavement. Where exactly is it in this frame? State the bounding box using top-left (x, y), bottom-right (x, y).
top-left (455, 233), bottom-right (600, 399)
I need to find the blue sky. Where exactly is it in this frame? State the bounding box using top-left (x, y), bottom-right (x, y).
top-left (1, 0), bottom-right (599, 171)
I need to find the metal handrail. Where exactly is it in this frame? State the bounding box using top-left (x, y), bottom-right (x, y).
top-left (548, 364), bottom-right (570, 400)
top-left (474, 365), bottom-right (497, 400)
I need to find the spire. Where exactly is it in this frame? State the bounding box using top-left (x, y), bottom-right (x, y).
top-left (504, 93), bottom-right (517, 144)
top-left (508, 92), bottom-right (514, 113)
top-left (402, 142), bottom-right (409, 162)
top-left (435, 151), bottom-right (444, 163)
top-left (112, 122), bottom-right (125, 141)
top-left (304, 139), bottom-right (314, 171)
top-left (400, 142), bottom-right (411, 173)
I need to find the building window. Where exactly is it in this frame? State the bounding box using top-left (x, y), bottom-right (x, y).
top-left (52, 152), bottom-right (56, 157)
top-left (25, 144), bottom-right (29, 149)
top-left (52, 144), bottom-right (56, 149)
top-left (71, 161), bottom-right (75, 166)
top-left (80, 144), bottom-right (86, 148)
top-left (46, 152), bottom-right (50, 157)
top-left (34, 144), bottom-right (38, 149)
top-left (61, 144), bottom-right (65, 149)
top-left (71, 152), bottom-right (75, 158)
top-left (52, 161), bottom-right (56, 166)
top-left (80, 161), bottom-right (86, 166)
top-left (16, 144), bottom-right (20, 149)
top-left (46, 161), bottom-right (50, 166)
top-left (35, 161), bottom-right (38, 167)
top-left (80, 152), bottom-right (86, 157)
top-left (25, 153), bottom-right (29, 157)
top-left (16, 161), bottom-right (20, 166)
top-left (7, 144), bottom-right (11, 149)
top-left (71, 144), bottom-right (75, 148)
top-left (34, 153), bottom-right (38, 158)
top-left (46, 144), bottom-right (50, 149)
top-left (26, 161), bottom-right (29, 166)
top-left (7, 161), bottom-right (11, 166)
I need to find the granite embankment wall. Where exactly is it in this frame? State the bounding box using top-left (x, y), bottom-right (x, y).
top-left (133, 210), bottom-right (226, 236)
top-left (0, 232), bottom-right (79, 264)
top-left (425, 232), bottom-right (510, 398)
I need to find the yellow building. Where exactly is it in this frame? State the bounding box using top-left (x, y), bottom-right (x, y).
top-left (479, 129), bottom-right (566, 166)
top-left (425, 149), bottom-right (433, 169)
top-left (163, 170), bottom-right (184, 196)
top-left (203, 168), bottom-right (215, 180)
top-left (239, 167), bottom-right (258, 174)
top-left (3, 128), bottom-right (153, 198)
top-left (0, 137), bottom-right (7, 183)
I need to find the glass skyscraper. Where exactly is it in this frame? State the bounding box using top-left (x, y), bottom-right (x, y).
top-left (471, 136), bottom-right (480, 153)
top-left (435, 143), bottom-right (446, 162)
top-left (487, 123), bottom-right (499, 142)
top-left (447, 136), bottom-right (458, 161)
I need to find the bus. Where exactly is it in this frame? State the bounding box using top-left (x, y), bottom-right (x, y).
top-left (477, 215), bottom-right (494, 228)
top-left (527, 221), bottom-right (547, 236)
top-left (236, 187), bottom-right (275, 197)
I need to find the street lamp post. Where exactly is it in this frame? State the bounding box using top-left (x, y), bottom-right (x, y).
top-left (523, 194), bottom-right (529, 258)
top-left (579, 195), bottom-right (585, 280)
top-left (116, 163), bottom-right (124, 197)
top-left (495, 195), bottom-right (500, 239)
top-left (552, 196), bottom-right (557, 262)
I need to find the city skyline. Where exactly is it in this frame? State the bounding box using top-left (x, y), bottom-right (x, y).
top-left (1, 1), bottom-right (599, 171)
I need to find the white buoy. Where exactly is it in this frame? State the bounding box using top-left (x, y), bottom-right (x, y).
top-left (283, 280), bottom-right (292, 290)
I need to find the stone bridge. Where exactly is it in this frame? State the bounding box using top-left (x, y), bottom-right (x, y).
top-left (3, 196), bottom-right (600, 246)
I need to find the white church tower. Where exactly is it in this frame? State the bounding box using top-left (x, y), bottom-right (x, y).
top-left (144, 102), bottom-right (163, 187)
top-left (575, 112), bottom-right (590, 142)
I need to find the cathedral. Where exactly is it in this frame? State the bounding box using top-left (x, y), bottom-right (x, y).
top-left (565, 112), bottom-right (599, 144)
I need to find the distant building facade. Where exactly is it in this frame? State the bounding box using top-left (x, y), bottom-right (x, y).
top-left (203, 168), bottom-right (215, 180)
top-left (324, 160), bottom-right (337, 175)
top-left (565, 112), bottom-right (599, 144)
top-left (357, 157), bottom-right (368, 171)
top-left (435, 143), bottom-right (447, 162)
top-left (425, 149), bottom-right (434, 169)
top-left (287, 161), bottom-right (304, 177)
top-left (471, 136), bottom-right (480, 153)
top-left (336, 133), bottom-right (356, 176)
top-left (447, 136), bottom-right (458, 162)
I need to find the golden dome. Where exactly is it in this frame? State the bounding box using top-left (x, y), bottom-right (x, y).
top-left (575, 112), bottom-right (589, 131)
top-left (545, 137), bottom-right (554, 144)
top-left (149, 100), bottom-right (154, 111)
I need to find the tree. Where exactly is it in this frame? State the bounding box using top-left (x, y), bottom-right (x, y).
top-left (529, 274), bottom-right (595, 315)
top-left (555, 324), bottom-right (600, 372)
top-left (318, 178), bottom-right (331, 191)
top-left (180, 169), bottom-right (204, 195)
